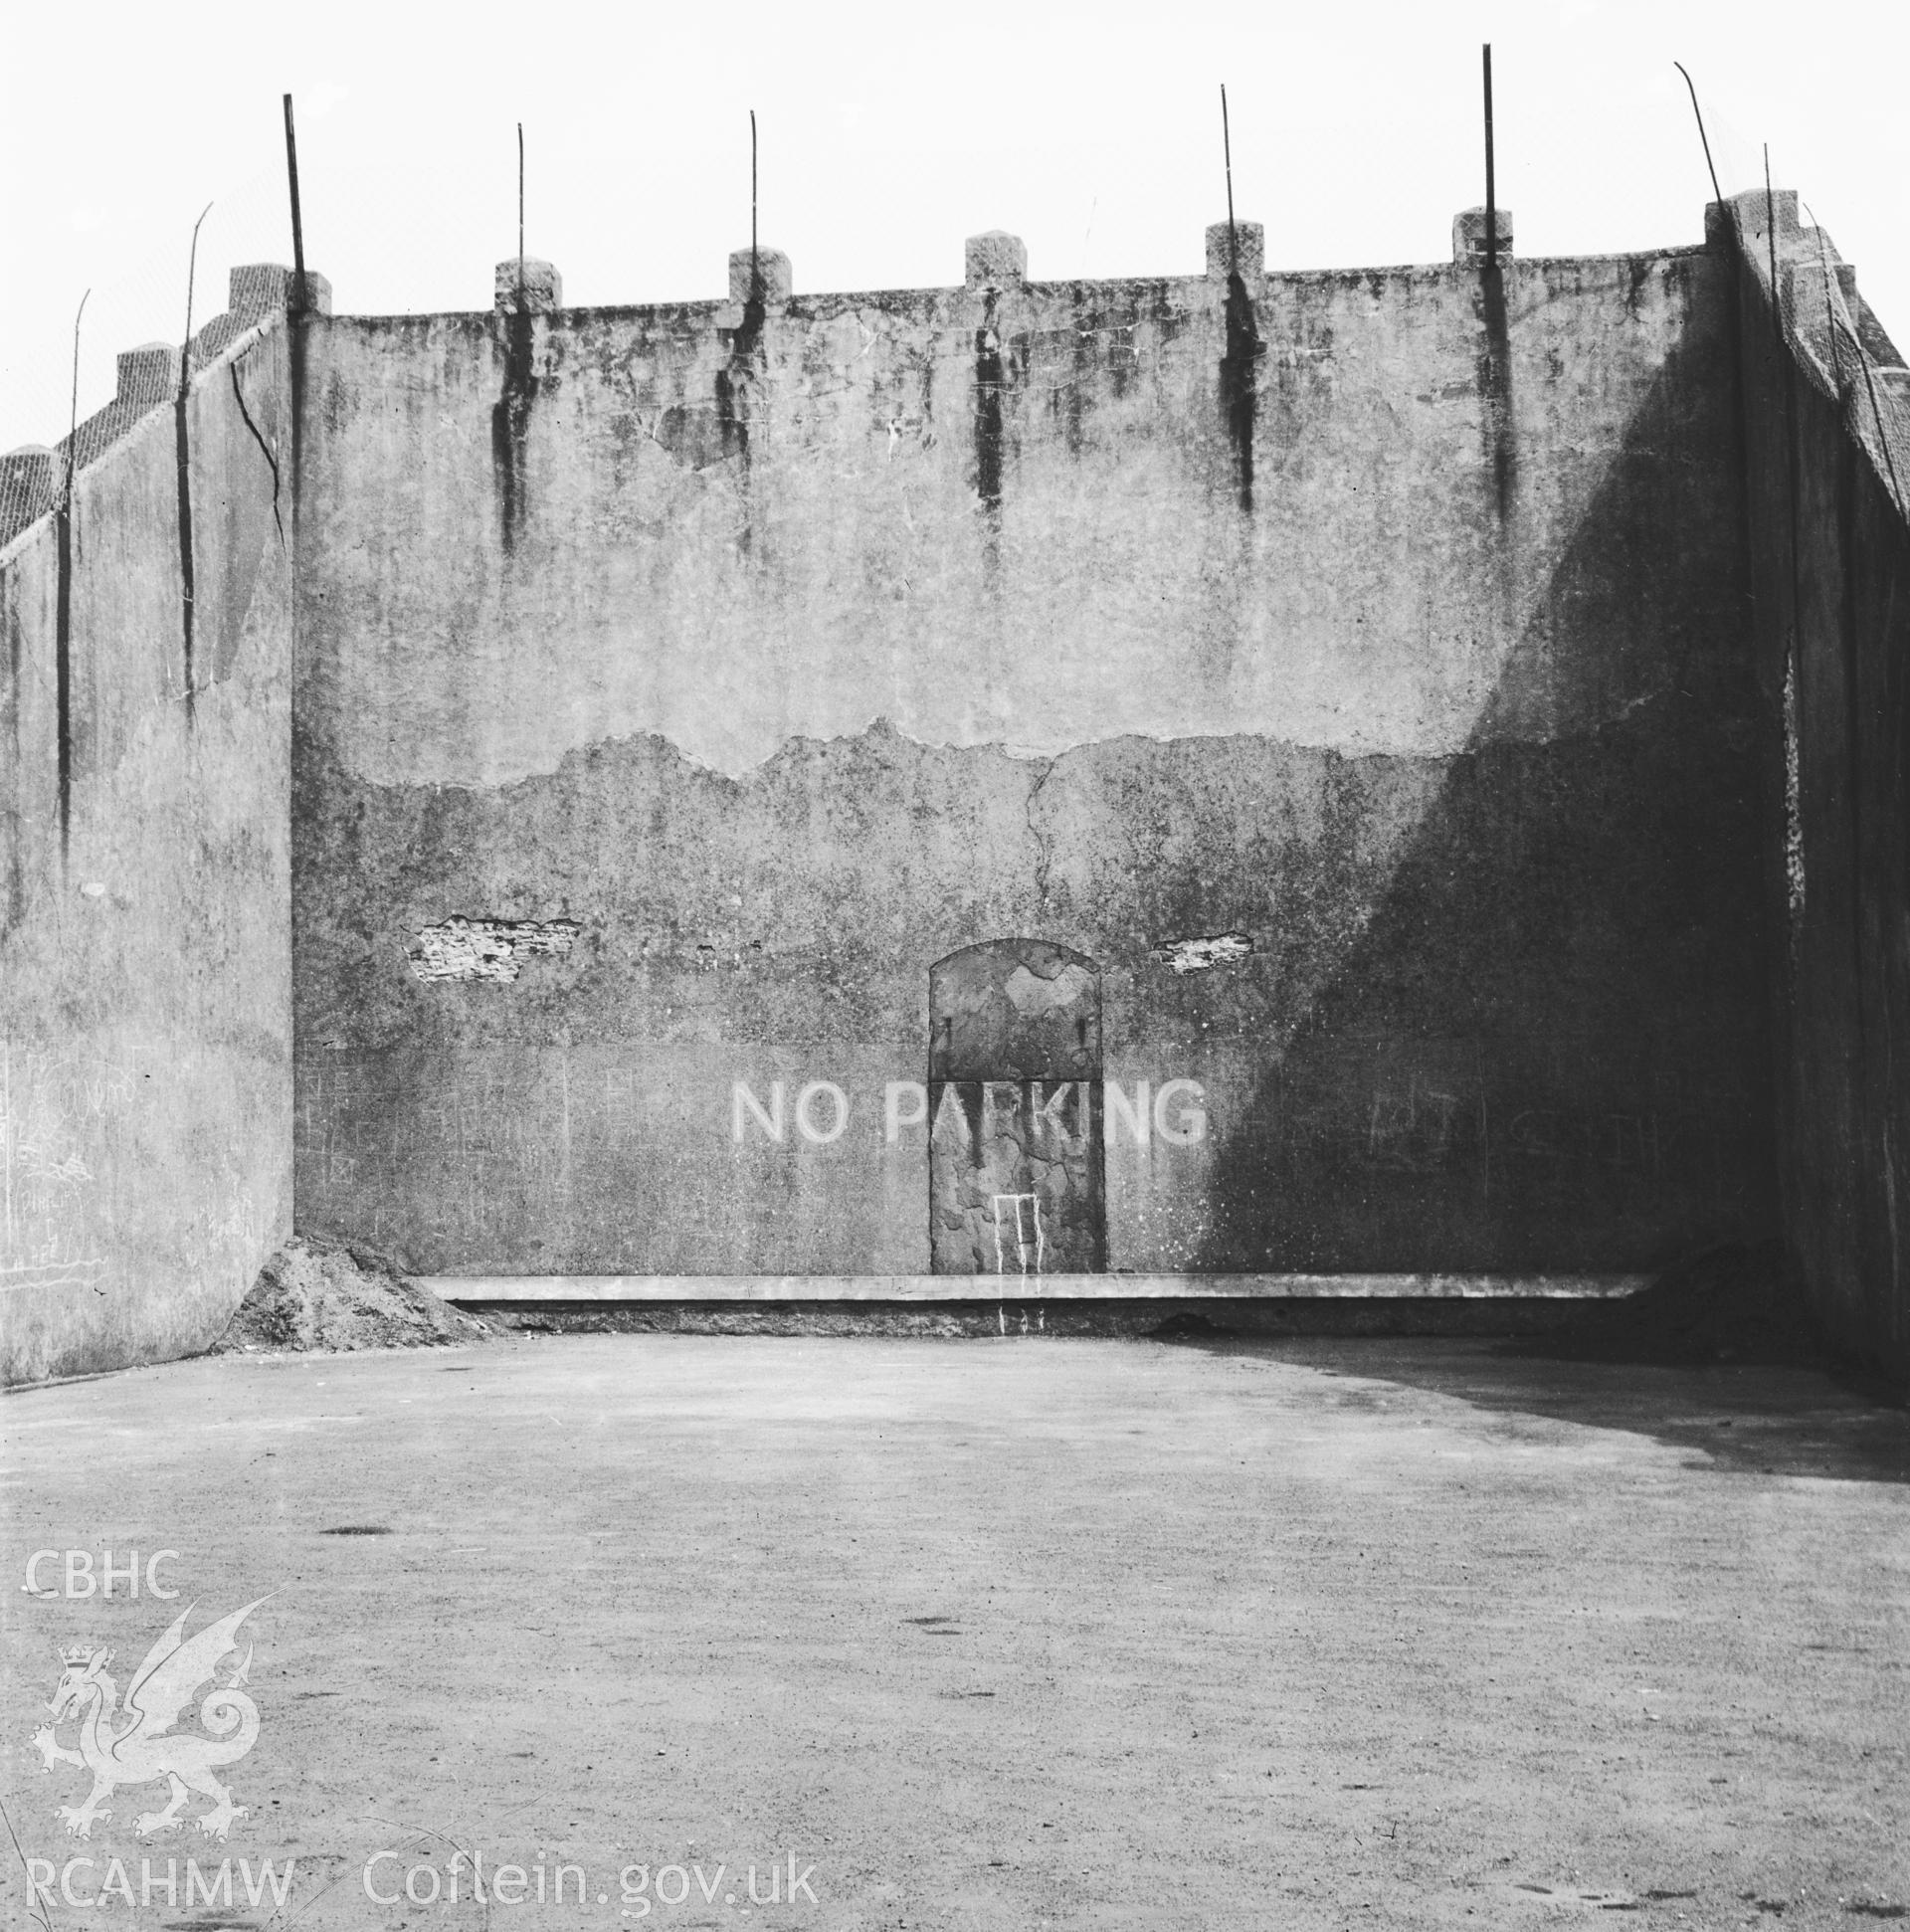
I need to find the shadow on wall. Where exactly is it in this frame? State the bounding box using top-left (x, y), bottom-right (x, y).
top-left (1192, 292), bottom-right (1778, 1273)
top-left (286, 254), bottom-right (1784, 1283)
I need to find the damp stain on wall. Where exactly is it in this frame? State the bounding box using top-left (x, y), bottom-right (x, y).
top-left (1219, 270), bottom-right (1262, 512)
top-left (974, 289), bottom-right (1007, 522)
top-left (490, 305), bottom-right (539, 549)
top-left (1476, 262), bottom-right (1518, 521)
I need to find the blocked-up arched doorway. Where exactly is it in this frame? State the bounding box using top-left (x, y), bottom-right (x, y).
top-left (928, 939), bottom-right (1105, 1275)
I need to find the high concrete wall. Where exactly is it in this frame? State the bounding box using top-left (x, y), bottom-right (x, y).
top-left (1732, 191), bottom-right (1910, 1382)
top-left (0, 321), bottom-right (292, 1383)
top-left (292, 239), bottom-right (1774, 1277)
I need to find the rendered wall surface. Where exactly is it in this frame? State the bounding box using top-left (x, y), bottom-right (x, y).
top-left (291, 245), bottom-right (1775, 1276)
top-left (1732, 191), bottom-right (1910, 1381)
top-left (0, 324), bottom-right (292, 1383)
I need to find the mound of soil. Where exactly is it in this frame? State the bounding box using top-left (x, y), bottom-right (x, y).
top-left (211, 1237), bottom-right (493, 1354)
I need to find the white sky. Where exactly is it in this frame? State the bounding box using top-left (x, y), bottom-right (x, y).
top-left (3, 0), bottom-right (1904, 454)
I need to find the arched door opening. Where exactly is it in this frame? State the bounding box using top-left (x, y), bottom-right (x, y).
top-left (927, 939), bottom-right (1106, 1275)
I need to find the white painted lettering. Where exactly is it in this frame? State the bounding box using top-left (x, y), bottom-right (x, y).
top-left (1035, 1080), bottom-right (1080, 1145)
top-left (796, 1081), bottom-right (850, 1144)
top-left (1104, 1079), bottom-right (1150, 1148)
top-left (1154, 1078), bottom-right (1208, 1146)
top-left (732, 1080), bottom-right (785, 1142)
top-left (884, 1080), bottom-right (928, 1142)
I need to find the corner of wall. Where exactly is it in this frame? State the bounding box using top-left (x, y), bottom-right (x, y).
top-left (1723, 188), bottom-right (1910, 1387)
top-left (0, 282), bottom-right (301, 1385)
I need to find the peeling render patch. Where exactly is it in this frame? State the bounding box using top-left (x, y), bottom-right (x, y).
top-left (408, 917), bottom-right (580, 983)
top-left (1152, 932), bottom-right (1254, 975)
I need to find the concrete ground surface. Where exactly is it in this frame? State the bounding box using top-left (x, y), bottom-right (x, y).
top-left (3, 1335), bottom-right (1906, 1931)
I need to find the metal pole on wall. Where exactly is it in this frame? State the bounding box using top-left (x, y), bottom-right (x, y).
top-left (183, 201), bottom-right (214, 375)
top-left (58, 290), bottom-right (88, 862)
top-left (750, 109), bottom-right (759, 295)
top-left (1221, 85), bottom-right (1238, 274)
top-left (1672, 62), bottom-right (1724, 208)
top-left (66, 291), bottom-right (88, 495)
top-left (517, 121), bottom-right (525, 301)
top-left (179, 201), bottom-right (213, 711)
top-left (1482, 44), bottom-right (1497, 274)
top-left (283, 94), bottom-right (307, 313)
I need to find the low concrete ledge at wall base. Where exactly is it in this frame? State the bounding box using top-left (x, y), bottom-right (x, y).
top-left (425, 1273), bottom-right (1647, 1304)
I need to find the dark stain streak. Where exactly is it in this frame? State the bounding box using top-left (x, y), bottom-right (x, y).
top-left (974, 290), bottom-right (1005, 524)
top-left (55, 492), bottom-right (73, 865)
top-left (491, 302), bottom-right (540, 550)
top-left (1835, 426), bottom-right (1866, 1077)
top-left (1064, 292), bottom-right (1088, 457)
top-left (957, 1079), bottom-right (987, 1161)
top-left (1220, 271), bottom-right (1261, 512)
top-left (1624, 254), bottom-right (1654, 315)
top-left (712, 366), bottom-right (739, 448)
top-left (715, 297), bottom-right (766, 464)
top-left (174, 385), bottom-right (196, 717)
top-left (231, 362), bottom-right (285, 545)
top-left (3, 598), bottom-right (20, 932)
top-left (1478, 263), bottom-right (1517, 521)
top-left (715, 273), bottom-right (768, 552)
top-left (288, 311), bottom-right (306, 545)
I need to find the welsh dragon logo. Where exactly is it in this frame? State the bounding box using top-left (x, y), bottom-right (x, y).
top-left (33, 1598), bottom-right (269, 1840)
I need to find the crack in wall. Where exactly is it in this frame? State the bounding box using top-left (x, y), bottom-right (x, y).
top-left (1025, 754), bottom-right (1058, 904)
top-left (230, 361), bottom-right (285, 546)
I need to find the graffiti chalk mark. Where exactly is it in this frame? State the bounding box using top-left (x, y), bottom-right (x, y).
top-left (1367, 1078), bottom-right (1462, 1172)
top-left (0, 1256), bottom-right (108, 1294)
top-left (991, 1194), bottom-right (1045, 1276)
top-left (2, 1043), bottom-right (139, 1283)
